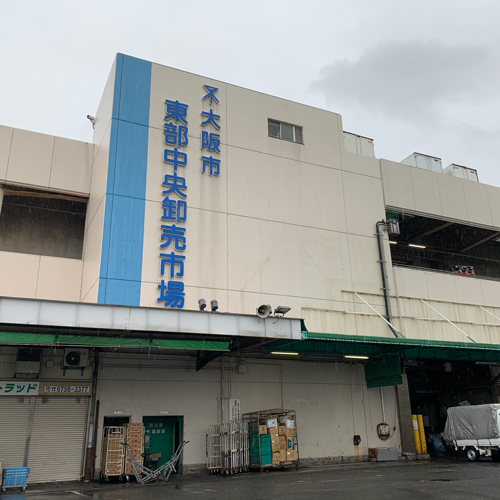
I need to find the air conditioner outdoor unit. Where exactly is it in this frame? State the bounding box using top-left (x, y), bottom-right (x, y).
top-left (63, 348), bottom-right (89, 369)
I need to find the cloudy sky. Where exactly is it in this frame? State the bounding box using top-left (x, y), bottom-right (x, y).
top-left (1, 0), bottom-right (499, 185)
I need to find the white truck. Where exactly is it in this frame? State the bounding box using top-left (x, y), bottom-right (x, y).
top-left (443, 404), bottom-right (500, 462)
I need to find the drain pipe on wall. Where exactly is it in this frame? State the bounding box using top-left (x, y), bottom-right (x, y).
top-left (83, 349), bottom-right (99, 482)
top-left (376, 220), bottom-right (400, 338)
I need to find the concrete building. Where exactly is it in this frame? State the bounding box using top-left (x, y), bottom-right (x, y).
top-left (1, 53), bottom-right (500, 483)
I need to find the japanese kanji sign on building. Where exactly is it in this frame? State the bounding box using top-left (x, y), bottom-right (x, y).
top-left (157, 84), bottom-right (221, 310)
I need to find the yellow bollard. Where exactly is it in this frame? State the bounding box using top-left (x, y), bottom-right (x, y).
top-left (412, 414), bottom-right (422, 454)
top-left (417, 414), bottom-right (427, 454)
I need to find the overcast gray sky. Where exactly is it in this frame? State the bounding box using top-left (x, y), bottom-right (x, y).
top-left (1, 0), bottom-right (499, 186)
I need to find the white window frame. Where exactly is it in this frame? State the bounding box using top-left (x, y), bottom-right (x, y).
top-left (268, 119), bottom-right (303, 144)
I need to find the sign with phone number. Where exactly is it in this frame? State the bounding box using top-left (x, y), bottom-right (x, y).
top-left (0, 381), bottom-right (92, 397)
top-left (43, 385), bottom-right (90, 394)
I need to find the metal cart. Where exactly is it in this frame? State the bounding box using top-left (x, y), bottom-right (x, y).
top-left (243, 409), bottom-right (299, 471)
top-left (207, 423), bottom-right (249, 475)
top-left (123, 440), bottom-right (188, 484)
top-left (100, 426), bottom-right (126, 481)
top-left (1, 467), bottom-right (29, 493)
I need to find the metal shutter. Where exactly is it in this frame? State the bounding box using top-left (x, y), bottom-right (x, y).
top-left (27, 396), bottom-right (88, 483)
top-left (0, 397), bottom-right (30, 467)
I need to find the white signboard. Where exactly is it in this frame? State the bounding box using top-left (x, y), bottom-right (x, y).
top-left (230, 398), bottom-right (240, 424)
top-left (43, 385), bottom-right (90, 395)
top-left (39, 381), bottom-right (92, 396)
top-left (0, 381), bottom-right (39, 396)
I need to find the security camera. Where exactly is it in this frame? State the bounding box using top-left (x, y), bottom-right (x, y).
top-left (87, 115), bottom-right (96, 129)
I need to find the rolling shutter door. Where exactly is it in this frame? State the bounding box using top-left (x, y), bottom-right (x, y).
top-left (27, 396), bottom-right (88, 483)
top-left (0, 397), bottom-right (30, 467)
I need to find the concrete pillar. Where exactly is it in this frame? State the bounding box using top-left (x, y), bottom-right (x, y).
top-left (396, 374), bottom-right (417, 453)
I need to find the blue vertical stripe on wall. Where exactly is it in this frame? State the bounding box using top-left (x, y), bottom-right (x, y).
top-left (98, 54), bottom-right (152, 306)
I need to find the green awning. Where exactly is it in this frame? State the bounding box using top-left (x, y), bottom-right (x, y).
top-left (267, 332), bottom-right (500, 363)
top-left (0, 332), bottom-right (230, 351)
top-left (365, 358), bottom-right (403, 388)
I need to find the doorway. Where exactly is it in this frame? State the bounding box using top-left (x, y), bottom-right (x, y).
top-left (103, 416), bottom-right (130, 428)
top-left (143, 416), bottom-right (183, 472)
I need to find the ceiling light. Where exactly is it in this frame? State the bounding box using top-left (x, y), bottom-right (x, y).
top-left (271, 351), bottom-right (299, 356)
top-left (408, 244), bottom-right (426, 249)
top-left (389, 241), bottom-right (397, 245)
top-left (344, 355), bottom-right (369, 360)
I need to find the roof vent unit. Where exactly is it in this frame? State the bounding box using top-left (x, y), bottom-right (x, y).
top-left (343, 131), bottom-right (375, 158)
top-left (401, 152), bottom-right (442, 173)
top-left (443, 164), bottom-right (479, 182)
top-left (63, 348), bottom-right (89, 369)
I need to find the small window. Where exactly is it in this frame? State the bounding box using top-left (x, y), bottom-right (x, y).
top-left (268, 119), bottom-right (303, 144)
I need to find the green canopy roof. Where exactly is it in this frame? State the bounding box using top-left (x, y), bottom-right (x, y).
top-left (267, 332), bottom-right (500, 363)
top-left (0, 331), bottom-right (230, 351)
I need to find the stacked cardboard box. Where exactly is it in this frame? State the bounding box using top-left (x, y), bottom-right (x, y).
top-left (280, 415), bottom-right (297, 462)
top-left (245, 411), bottom-right (299, 468)
top-left (124, 423), bottom-right (145, 475)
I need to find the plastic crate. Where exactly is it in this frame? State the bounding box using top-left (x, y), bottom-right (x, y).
top-left (2, 467), bottom-right (29, 491)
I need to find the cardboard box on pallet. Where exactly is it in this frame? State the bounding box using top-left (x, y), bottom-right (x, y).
top-left (271, 439), bottom-right (280, 453)
top-left (279, 415), bottom-right (296, 428)
top-left (285, 427), bottom-right (295, 438)
top-left (286, 449), bottom-right (298, 461)
top-left (268, 427), bottom-right (279, 438)
top-left (125, 423), bottom-right (144, 429)
top-left (278, 425), bottom-right (286, 435)
top-left (266, 418), bottom-right (278, 428)
top-left (279, 449), bottom-right (286, 462)
top-left (272, 452), bottom-right (281, 465)
top-left (127, 438), bottom-right (144, 447)
top-left (279, 435), bottom-right (287, 449)
top-left (259, 424), bottom-right (267, 434)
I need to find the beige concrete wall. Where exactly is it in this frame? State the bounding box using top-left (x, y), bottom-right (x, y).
top-left (80, 59), bottom-right (117, 302)
top-left (381, 159), bottom-right (500, 228)
top-left (0, 125), bottom-right (91, 196)
top-left (0, 125), bottom-right (91, 302)
top-left (0, 252), bottom-right (83, 301)
top-left (142, 62), bottom-right (387, 318)
top-left (95, 354), bottom-right (400, 471)
top-left (391, 266), bottom-right (500, 344)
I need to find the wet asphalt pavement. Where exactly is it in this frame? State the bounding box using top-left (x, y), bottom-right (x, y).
top-left (3, 458), bottom-right (500, 500)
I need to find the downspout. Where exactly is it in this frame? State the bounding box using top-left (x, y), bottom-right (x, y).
top-left (376, 220), bottom-right (399, 338)
top-left (83, 348), bottom-right (99, 482)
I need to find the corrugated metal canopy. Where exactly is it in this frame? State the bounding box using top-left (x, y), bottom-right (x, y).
top-left (267, 332), bottom-right (500, 362)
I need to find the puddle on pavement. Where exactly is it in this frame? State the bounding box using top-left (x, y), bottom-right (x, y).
top-left (420, 479), bottom-right (454, 482)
